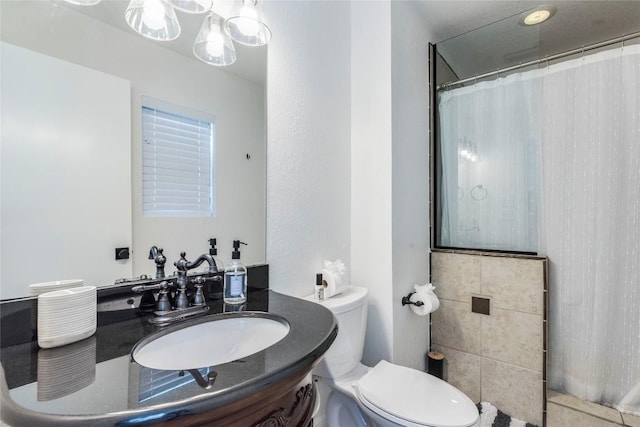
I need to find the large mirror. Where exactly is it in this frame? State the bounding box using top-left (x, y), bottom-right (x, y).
top-left (0, 0), bottom-right (267, 299)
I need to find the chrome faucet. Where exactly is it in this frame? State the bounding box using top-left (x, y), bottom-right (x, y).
top-left (173, 252), bottom-right (219, 309)
top-left (130, 251), bottom-right (221, 325)
top-left (174, 252), bottom-right (218, 285)
top-left (131, 277), bottom-right (214, 325)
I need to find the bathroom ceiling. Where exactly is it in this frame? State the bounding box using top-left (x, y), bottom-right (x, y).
top-left (419, 0), bottom-right (640, 82)
top-left (59, 0), bottom-right (639, 86)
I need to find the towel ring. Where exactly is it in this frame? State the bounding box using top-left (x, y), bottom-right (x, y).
top-left (471, 185), bottom-right (488, 201)
top-left (458, 186), bottom-right (464, 201)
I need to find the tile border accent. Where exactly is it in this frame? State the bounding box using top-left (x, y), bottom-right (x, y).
top-left (432, 247), bottom-right (547, 261)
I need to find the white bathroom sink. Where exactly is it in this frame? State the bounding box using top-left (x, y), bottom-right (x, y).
top-left (132, 313), bottom-right (290, 370)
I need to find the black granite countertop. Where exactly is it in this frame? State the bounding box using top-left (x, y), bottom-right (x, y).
top-left (0, 285), bottom-right (337, 426)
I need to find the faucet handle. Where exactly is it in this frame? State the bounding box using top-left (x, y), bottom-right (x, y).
top-left (191, 276), bottom-right (206, 285)
top-left (190, 277), bottom-right (209, 306)
top-left (132, 283), bottom-right (161, 293)
top-left (192, 283), bottom-right (206, 306)
top-left (132, 280), bottom-right (173, 293)
top-left (175, 287), bottom-right (189, 310)
top-left (174, 252), bottom-right (189, 271)
top-left (156, 282), bottom-right (172, 313)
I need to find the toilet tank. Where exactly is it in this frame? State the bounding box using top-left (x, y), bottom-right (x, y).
top-left (305, 286), bottom-right (368, 379)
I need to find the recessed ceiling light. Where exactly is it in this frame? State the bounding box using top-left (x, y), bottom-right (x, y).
top-left (519, 6), bottom-right (557, 26)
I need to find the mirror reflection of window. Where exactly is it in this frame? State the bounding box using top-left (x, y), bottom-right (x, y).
top-left (141, 99), bottom-right (216, 218)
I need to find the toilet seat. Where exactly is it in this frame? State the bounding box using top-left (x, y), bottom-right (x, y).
top-left (354, 360), bottom-right (479, 427)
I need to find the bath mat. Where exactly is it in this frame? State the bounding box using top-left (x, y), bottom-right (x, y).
top-left (477, 402), bottom-right (538, 427)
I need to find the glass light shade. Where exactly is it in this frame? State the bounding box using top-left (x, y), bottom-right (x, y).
top-left (193, 13), bottom-right (237, 66)
top-left (125, 0), bottom-right (181, 41)
top-left (166, 0), bottom-right (213, 14)
top-left (224, 0), bottom-right (271, 46)
top-left (63, 0), bottom-right (102, 5)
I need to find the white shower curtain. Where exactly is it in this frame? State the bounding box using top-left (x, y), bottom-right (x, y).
top-left (438, 72), bottom-right (540, 252)
top-left (438, 43), bottom-right (640, 414)
top-left (540, 44), bottom-right (640, 415)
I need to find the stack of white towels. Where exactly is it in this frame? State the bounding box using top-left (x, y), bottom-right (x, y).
top-left (29, 280), bottom-right (97, 349)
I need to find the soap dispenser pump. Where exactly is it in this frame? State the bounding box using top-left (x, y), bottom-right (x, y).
top-left (208, 238), bottom-right (224, 273)
top-left (224, 240), bottom-right (248, 304)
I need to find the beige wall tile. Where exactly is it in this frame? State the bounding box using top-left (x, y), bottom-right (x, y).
top-left (434, 345), bottom-right (481, 403)
top-left (482, 358), bottom-right (543, 426)
top-left (431, 299), bottom-right (483, 355)
top-left (480, 256), bottom-right (544, 314)
top-left (547, 390), bottom-right (623, 423)
top-left (623, 413), bottom-right (640, 427)
top-left (482, 308), bottom-right (543, 371)
top-left (547, 402), bottom-right (622, 427)
top-left (432, 252), bottom-right (481, 303)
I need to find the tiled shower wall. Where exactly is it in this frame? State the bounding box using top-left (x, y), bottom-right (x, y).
top-left (430, 251), bottom-right (547, 426)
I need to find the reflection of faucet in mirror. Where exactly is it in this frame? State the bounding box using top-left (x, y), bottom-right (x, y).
top-left (148, 246), bottom-right (167, 279)
top-left (179, 369), bottom-right (217, 390)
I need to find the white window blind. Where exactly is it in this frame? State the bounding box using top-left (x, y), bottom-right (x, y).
top-left (142, 105), bottom-right (214, 217)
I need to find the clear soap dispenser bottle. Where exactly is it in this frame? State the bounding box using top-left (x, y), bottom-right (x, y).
top-left (224, 240), bottom-right (248, 304)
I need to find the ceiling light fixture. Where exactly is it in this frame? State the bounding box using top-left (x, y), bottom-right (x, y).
top-left (519, 5), bottom-right (557, 26)
top-left (65, 0), bottom-right (271, 66)
top-left (224, 0), bottom-right (271, 47)
top-left (193, 12), bottom-right (237, 66)
top-left (125, 0), bottom-right (182, 41)
top-left (166, 0), bottom-right (213, 14)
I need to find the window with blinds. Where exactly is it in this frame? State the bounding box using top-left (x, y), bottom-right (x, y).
top-left (142, 104), bottom-right (214, 217)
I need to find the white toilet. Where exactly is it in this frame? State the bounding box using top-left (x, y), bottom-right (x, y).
top-left (306, 286), bottom-right (480, 427)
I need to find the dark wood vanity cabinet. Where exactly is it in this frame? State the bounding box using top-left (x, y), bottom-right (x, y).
top-left (163, 369), bottom-right (315, 427)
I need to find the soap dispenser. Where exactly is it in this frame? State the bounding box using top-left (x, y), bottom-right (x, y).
top-left (224, 240), bottom-right (248, 304)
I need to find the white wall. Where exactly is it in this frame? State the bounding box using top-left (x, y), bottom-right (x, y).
top-left (350, 0), bottom-right (394, 365)
top-left (267, 0), bottom-right (433, 369)
top-left (266, 0), bottom-right (351, 297)
top-left (0, 1), bottom-right (265, 295)
top-left (390, 1), bottom-right (434, 369)
top-left (1, 42), bottom-right (132, 299)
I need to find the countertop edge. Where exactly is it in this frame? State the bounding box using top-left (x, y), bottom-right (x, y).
top-left (0, 290), bottom-right (338, 426)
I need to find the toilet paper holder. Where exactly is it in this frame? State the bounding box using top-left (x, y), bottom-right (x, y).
top-left (401, 292), bottom-right (424, 307)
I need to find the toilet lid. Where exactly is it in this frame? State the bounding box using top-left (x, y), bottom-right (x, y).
top-left (355, 360), bottom-right (479, 427)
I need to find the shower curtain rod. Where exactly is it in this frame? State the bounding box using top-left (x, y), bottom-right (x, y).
top-left (437, 31), bottom-right (640, 91)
